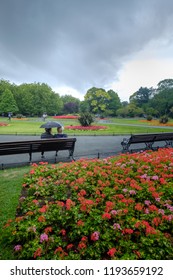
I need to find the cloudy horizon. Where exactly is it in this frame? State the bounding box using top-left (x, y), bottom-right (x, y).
top-left (0, 0), bottom-right (173, 101)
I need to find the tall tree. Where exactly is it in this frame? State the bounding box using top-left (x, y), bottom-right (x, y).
top-left (157, 79), bottom-right (173, 91)
top-left (0, 88), bottom-right (19, 114)
top-left (61, 95), bottom-right (80, 114)
top-left (84, 87), bottom-right (110, 115)
top-left (107, 90), bottom-right (121, 116)
top-left (129, 87), bottom-right (152, 107)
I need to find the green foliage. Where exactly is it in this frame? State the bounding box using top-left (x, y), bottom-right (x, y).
top-left (84, 87), bottom-right (111, 115)
top-left (117, 104), bottom-right (144, 118)
top-left (78, 112), bottom-right (94, 126)
top-left (60, 95), bottom-right (80, 114)
top-left (0, 89), bottom-right (19, 114)
top-left (129, 87), bottom-right (152, 107)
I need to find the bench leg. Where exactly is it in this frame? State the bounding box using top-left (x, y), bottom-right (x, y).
top-left (145, 142), bottom-right (154, 150)
top-left (69, 150), bottom-right (75, 161)
top-left (165, 140), bottom-right (173, 147)
top-left (41, 151), bottom-right (45, 158)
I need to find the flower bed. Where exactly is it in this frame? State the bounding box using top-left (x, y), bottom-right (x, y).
top-left (0, 122), bottom-right (8, 126)
top-left (65, 125), bottom-right (107, 131)
top-left (3, 149), bottom-right (173, 260)
top-left (53, 115), bottom-right (79, 119)
top-left (140, 120), bottom-right (173, 126)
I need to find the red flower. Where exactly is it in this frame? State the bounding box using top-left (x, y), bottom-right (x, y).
top-left (107, 248), bottom-right (117, 257)
top-left (39, 205), bottom-right (48, 213)
top-left (78, 189), bottom-right (87, 196)
top-left (66, 199), bottom-right (75, 210)
top-left (102, 213), bottom-right (111, 219)
top-left (81, 236), bottom-right (88, 242)
top-left (135, 203), bottom-right (143, 211)
top-left (148, 204), bottom-right (158, 212)
top-left (160, 178), bottom-right (166, 184)
top-left (145, 226), bottom-right (157, 235)
top-left (152, 217), bottom-right (161, 227)
top-left (38, 216), bottom-right (46, 222)
top-left (105, 201), bottom-right (114, 212)
top-left (78, 242), bottom-right (86, 250)
top-left (44, 227), bottom-right (53, 234)
top-left (67, 244), bottom-right (74, 250)
top-left (122, 228), bottom-right (134, 234)
top-left (77, 220), bottom-right (84, 226)
top-left (33, 248), bottom-right (42, 258)
top-left (60, 229), bottom-right (66, 236)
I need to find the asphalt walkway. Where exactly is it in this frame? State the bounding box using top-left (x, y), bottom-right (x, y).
top-left (0, 135), bottom-right (126, 168)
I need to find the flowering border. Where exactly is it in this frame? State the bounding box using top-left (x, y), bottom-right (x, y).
top-left (3, 148), bottom-right (173, 260)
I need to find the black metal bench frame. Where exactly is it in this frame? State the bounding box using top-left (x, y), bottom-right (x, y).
top-left (0, 138), bottom-right (76, 162)
top-left (121, 132), bottom-right (173, 152)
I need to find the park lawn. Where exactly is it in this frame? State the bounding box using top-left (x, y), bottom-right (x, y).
top-left (0, 166), bottom-right (31, 259)
top-left (0, 117), bottom-right (173, 135)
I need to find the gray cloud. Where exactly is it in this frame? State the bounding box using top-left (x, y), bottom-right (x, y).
top-left (0, 0), bottom-right (173, 96)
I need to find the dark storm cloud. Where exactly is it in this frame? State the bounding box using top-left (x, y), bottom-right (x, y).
top-left (0, 0), bottom-right (173, 94)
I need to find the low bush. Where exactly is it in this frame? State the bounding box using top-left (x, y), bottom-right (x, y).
top-left (78, 113), bottom-right (94, 126)
top-left (159, 116), bottom-right (169, 124)
top-left (3, 149), bottom-right (173, 260)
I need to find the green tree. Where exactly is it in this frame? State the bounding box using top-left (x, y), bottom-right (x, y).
top-left (79, 100), bottom-right (90, 113)
top-left (0, 89), bottom-right (19, 114)
top-left (129, 87), bottom-right (152, 107)
top-left (61, 95), bottom-right (80, 114)
top-left (157, 79), bottom-right (173, 91)
top-left (107, 90), bottom-right (121, 116)
top-left (84, 87), bottom-right (111, 115)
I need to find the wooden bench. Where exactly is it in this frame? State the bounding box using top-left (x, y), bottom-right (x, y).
top-left (121, 132), bottom-right (173, 152)
top-left (0, 138), bottom-right (76, 163)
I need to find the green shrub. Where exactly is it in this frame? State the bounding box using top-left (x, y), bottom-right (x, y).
top-left (146, 115), bottom-right (152, 121)
top-left (159, 116), bottom-right (169, 124)
top-left (78, 112), bottom-right (94, 126)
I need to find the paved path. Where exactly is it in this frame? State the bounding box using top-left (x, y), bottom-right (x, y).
top-left (0, 135), bottom-right (126, 168)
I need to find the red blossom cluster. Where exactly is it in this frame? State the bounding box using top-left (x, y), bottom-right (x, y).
top-left (0, 122), bottom-right (8, 126)
top-left (65, 125), bottom-right (107, 130)
top-left (53, 115), bottom-right (79, 119)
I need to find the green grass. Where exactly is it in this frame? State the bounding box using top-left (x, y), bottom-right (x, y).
top-left (0, 166), bottom-right (31, 259)
top-left (0, 117), bottom-right (173, 135)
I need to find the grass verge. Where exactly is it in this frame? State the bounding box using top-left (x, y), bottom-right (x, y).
top-left (0, 166), bottom-right (31, 259)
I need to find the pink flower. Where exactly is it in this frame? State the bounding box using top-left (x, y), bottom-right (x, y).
top-left (110, 210), bottom-right (118, 216)
top-left (14, 245), bottom-right (22, 251)
top-left (129, 190), bottom-right (136, 195)
top-left (113, 223), bottom-right (121, 230)
top-left (152, 175), bottom-right (159, 180)
top-left (91, 231), bottom-right (100, 241)
top-left (144, 200), bottom-right (151, 206)
top-left (40, 233), bottom-right (48, 243)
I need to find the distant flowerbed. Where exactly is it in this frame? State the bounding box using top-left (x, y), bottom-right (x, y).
top-left (0, 122), bottom-right (8, 126)
top-left (65, 125), bottom-right (107, 131)
top-left (140, 120), bottom-right (173, 126)
top-left (3, 148), bottom-right (173, 260)
top-left (53, 115), bottom-right (79, 119)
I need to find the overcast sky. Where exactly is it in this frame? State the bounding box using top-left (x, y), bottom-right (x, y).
top-left (0, 0), bottom-right (173, 101)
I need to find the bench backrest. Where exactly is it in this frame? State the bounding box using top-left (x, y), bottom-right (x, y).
top-left (0, 138), bottom-right (76, 156)
top-left (129, 133), bottom-right (173, 144)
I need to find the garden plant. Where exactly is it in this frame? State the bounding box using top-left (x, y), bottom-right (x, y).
top-left (2, 148), bottom-right (173, 260)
